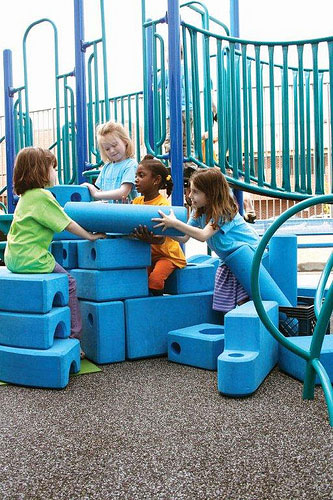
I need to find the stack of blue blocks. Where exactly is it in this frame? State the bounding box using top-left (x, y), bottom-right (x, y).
top-left (0, 268), bottom-right (80, 388)
top-left (73, 238), bottom-right (151, 364)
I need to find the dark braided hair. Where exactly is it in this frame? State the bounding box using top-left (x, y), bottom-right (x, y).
top-left (139, 154), bottom-right (173, 196)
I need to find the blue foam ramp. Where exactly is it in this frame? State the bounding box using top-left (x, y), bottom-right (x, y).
top-left (125, 292), bottom-right (223, 359)
top-left (71, 268), bottom-right (148, 301)
top-left (80, 300), bottom-right (125, 364)
top-left (0, 268), bottom-right (68, 313)
top-left (48, 185), bottom-right (91, 206)
top-left (77, 238), bottom-right (151, 270)
top-left (51, 241), bottom-right (79, 269)
top-left (224, 245), bottom-right (291, 307)
top-left (269, 235), bottom-right (297, 306)
top-left (278, 335), bottom-right (333, 384)
top-left (0, 338), bottom-right (80, 388)
top-left (0, 306), bottom-right (70, 349)
top-left (168, 323), bottom-right (224, 370)
top-left (187, 254), bottom-right (220, 272)
top-left (64, 202), bottom-right (187, 236)
top-left (217, 301), bottom-right (279, 396)
top-left (164, 263), bottom-right (215, 294)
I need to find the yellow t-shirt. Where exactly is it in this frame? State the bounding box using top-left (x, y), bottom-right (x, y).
top-left (133, 194), bottom-right (186, 269)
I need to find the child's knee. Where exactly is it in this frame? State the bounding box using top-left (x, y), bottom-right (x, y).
top-left (68, 274), bottom-right (77, 294)
top-left (148, 272), bottom-right (165, 291)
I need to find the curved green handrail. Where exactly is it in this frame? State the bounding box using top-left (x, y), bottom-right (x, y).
top-left (22, 19), bottom-right (61, 170)
top-left (250, 194), bottom-right (333, 425)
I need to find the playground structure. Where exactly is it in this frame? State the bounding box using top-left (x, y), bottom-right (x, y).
top-left (0, 1), bottom-right (332, 423)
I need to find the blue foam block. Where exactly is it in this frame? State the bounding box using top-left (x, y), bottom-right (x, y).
top-left (71, 268), bottom-right (148, 301)
top-left (164, 263), bottom-right (215, 294)
top-left (0, 268), bottom-right (69, 313)
top-left (80, 300), bottom-right (125, 364)
top-left (125, 292), bottom-right (223, 359)
top-left (187, 254), bottom-right (220, 272)
top-left (48, 185), bottom-right (91, 206)
top-left (0, 306), bottom-right (70, 349)
top-left (51, 241), bottom-right (79, 269)
top-left (77, 237), bottom-right (151, 270)
top-left (0, 338), bottom-right (80, 388)
top-left (269, 235), bottom-right (298, 306)
top-left (217, 301), bottom-right (279, 396)
top-left (64, 202), bottom-right (187, 236)
top-left (225, 245), bottom-right (291, 307)
top-left (168, 323), bottom-right (224, 370)
top-left (278, 335), bottom-right (333, 383)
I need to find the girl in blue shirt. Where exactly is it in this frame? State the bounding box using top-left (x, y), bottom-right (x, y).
top-left (153, 168), bottom-right (260, 312)
top-left (83, 121), bottom-right (138, 202)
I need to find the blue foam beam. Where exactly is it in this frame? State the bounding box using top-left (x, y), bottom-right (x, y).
top-left (64, 202), bottom-right (187, 236)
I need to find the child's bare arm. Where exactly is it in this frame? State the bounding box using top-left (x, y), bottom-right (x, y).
top-left (82, 182), bottom-right (132, 201)
top-left (152, 209), bottom-right (217, 242)
top-left (65, 221), bottom-right (106, 241)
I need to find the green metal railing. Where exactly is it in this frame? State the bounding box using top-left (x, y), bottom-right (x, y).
top-left (250, 194), bottom-right (333, 426)
top-left (143, 2), bottom-right (333, 201)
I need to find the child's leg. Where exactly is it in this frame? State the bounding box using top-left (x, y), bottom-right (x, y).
top-left (53, 262), bottom-right (82, 339)
top-left (148, 259), bottom-right (177, 295)
top-left (213, 264), bottom-right (249, 312)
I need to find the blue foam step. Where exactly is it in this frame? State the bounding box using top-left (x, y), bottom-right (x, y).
top-left (47, 185), bottom-right (92, 206)
top-left (168, 323), bottom-right (224, 370)
top-left (217, 301), bottom-right (279, 396)
top-left (0, 268), bottom-right (69, 313)
top-left (164, 263), bottom-right (215, 295)
top-left (0, 338), bottom-right (80, 389)
top-left (71, 268), bottom-right (148, 301)
top-left (278, 335), bottom-right (333, 383)
top-left (0, 306), bottom-right (70, 349)
top-left (80, 300), bottom-right (125, 364)
top-left (51, 241), bottom-right (79, 269)
top-left (125, 292), bottom-right (223, 359)
top-left (77, 238), bottom-right (151, 270)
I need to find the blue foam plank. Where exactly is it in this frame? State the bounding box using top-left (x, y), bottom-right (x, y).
top-left (297, 286), bottom-right (328, 299)
top-left (0, 338), bottom-right (80, 389)
top-left (224, 245), bottom-right (291, 307)
top-left (80, 300), bottom-right (125, 364)
top-left (51, 241), bottom-right (79, 269)
top-left (77, 238), bottom-right (151, 270)
top-left (0, 306), bottom-right (70, 349)
top-left (125, 292), bottom-right (223, 359)
top-left (0, 268), bottom-right (69, 313)
top-left (71, 268), bottom-right (148, 301)
top-left (269, 235), bottom-right (298, 306)
top-left (64, 202), bottom-right (187, 236)
top-left (217, 301), bottom-right (279, 396)
top-left (47, 185), bottom-right (92, 207)
top-left (278, 335), bottom-right (333, 384)
top-left (168, 323), bottom-right (224, 370)
top-left (187, 254), bottom-right (220, 272)
top-left (164, 263), bottom-right (215, 294)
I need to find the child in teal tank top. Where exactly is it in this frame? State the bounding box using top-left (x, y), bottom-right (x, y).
top-left (5, 147), bottom-right (106, 356)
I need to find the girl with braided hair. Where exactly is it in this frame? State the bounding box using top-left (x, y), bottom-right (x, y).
top-left (132, 155), bottom-right (186, 295)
